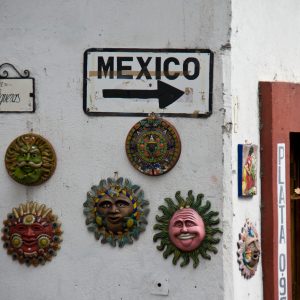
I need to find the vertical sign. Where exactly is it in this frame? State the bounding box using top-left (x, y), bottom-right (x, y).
top-left (277, 143), bottom-right (288, 300)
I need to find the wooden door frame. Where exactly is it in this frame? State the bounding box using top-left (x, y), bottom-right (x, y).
top-left (260, 81), bottom-right (300, 300)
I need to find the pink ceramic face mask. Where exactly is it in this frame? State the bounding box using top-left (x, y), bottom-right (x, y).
top-left (169, 208), bottom-right (206, 252)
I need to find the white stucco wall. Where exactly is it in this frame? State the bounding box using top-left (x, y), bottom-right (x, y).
top-left (0, 1), bottom-right (231, 300)
top-left (229, 1), bottom-right (300, 299)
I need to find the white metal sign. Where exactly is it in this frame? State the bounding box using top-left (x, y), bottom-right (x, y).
top-left (83, 48), bottom-right (213, 117)
top-left (277, 143), bottom-right (288, 300)
top-left (0, 79), bottom-right (35, 112)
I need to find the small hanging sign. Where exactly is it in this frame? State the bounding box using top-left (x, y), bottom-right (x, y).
top-left (0, 63), bottom-right (35, 113)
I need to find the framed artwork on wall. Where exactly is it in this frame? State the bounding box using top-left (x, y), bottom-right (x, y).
top-left (238, 144), bottom-right (258, 197)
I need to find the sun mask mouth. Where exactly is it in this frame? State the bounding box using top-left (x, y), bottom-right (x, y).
top-left (177, 233), bottom-right (196, 240)
top-left (18, 161), bottom-right (43, 168)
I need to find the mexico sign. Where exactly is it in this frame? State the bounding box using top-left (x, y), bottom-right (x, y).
top-left (83, 48), bottom-right (213, 117)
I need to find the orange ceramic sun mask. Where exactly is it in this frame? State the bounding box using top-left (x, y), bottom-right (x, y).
top-left (169, 208), bottom-right (206, 252)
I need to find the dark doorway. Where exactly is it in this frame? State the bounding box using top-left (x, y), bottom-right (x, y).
top-left (290, 133), bottom-right (300, 299)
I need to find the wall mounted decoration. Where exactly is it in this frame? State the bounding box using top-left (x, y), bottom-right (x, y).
top-left (125, 113), bottom-right (181, 176)
top-left (153, 191), bottom-right (222, 268)
top-left (238, 144), bottom-right (258, 197)
top-left (84, 48), bottom-right (213, 117)
top-left (237, 219), bottom-right (260, 279)
top-left (0, 63), bottom-right (35, 112)
top-left (5, 133), bottom-right (57, 186)
top-left (1, 201), bottom-right (62, 266)
top-left (83, 176), bottom-right (149, 247)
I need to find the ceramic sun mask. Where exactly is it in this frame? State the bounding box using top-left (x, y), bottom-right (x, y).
top-left (1, 201), bottom-right (62, 266)
top-left (237, 219), bottom-right (261, 279)
top-left (83, 177), bottom-right (149, 247)
top-left (153, 191), bottom-right (222, 268)
top-left (5, 133), bottom-right (56, 186)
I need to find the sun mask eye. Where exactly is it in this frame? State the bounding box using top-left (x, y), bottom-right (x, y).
top-left (38, 235), bottom-right (51, 249)
top-left (11, 234), bottom-right (22, 248)
top-left (174, 221), bottom-right (183, 228)
top-left (185, 220), bottom-right (197, 227)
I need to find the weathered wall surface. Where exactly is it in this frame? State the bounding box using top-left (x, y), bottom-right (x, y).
top-left (0, 1), bottom-right (231, 300)
top-left (229, 1), bottom-right (300, 299)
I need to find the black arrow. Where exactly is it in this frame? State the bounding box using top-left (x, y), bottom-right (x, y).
top-left (102, 80), bottom-right (184, 109)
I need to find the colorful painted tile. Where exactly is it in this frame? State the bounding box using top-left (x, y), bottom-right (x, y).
top-left (238, 144), bottom-right (258, 197)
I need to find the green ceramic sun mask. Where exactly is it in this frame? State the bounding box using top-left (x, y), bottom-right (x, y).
top-left (5, 134), bottom-right (56, 186)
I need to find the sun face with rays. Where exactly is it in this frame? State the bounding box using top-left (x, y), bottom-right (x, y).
top-left (83, 177), bottom-right (149, 247)
top-left (1, 201), bottom-right (62, 266)
top-left (237, 219), bottom-right (260, 279)
top-left (5, 133), bottom-right (56, 186)
top-left (153, 190), bottom-right (222, 268)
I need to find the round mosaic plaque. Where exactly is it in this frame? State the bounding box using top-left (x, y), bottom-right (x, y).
top-left (125, 114), bottom-right (181, 176)
top-left (5, 133), bottom-right (56, 186)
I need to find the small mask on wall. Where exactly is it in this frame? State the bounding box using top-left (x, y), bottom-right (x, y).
top-left (237, 219), bottom-right (260, 279)
top-left (153, 191), bottom-right (222, 268)
top-left (126, 113), bottom-right (181, 176)
top-left (83, 176), bottom-right (149, 247)
top-left (1, 201), bottom-right (62, 266)
top-left (238, 144), bottom-right (258, 197)
top-left (5, 133), bottom-right (56, 185)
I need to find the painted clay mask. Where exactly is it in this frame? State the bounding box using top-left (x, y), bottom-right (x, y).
top-left (5, 133), bottom-right (56, 185)
top-left (83, 176), bottom-right (149, 247)
top-left (154, 191), bottom-right (222, 268)
top-left (126, 113), bottom-right (181, 176)
top-left (169, 208), bottom-right (206, 252)
top-left (237, 219), bottom-right (261, 279)
top-left (2, 201), bottom-right (62, 266)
